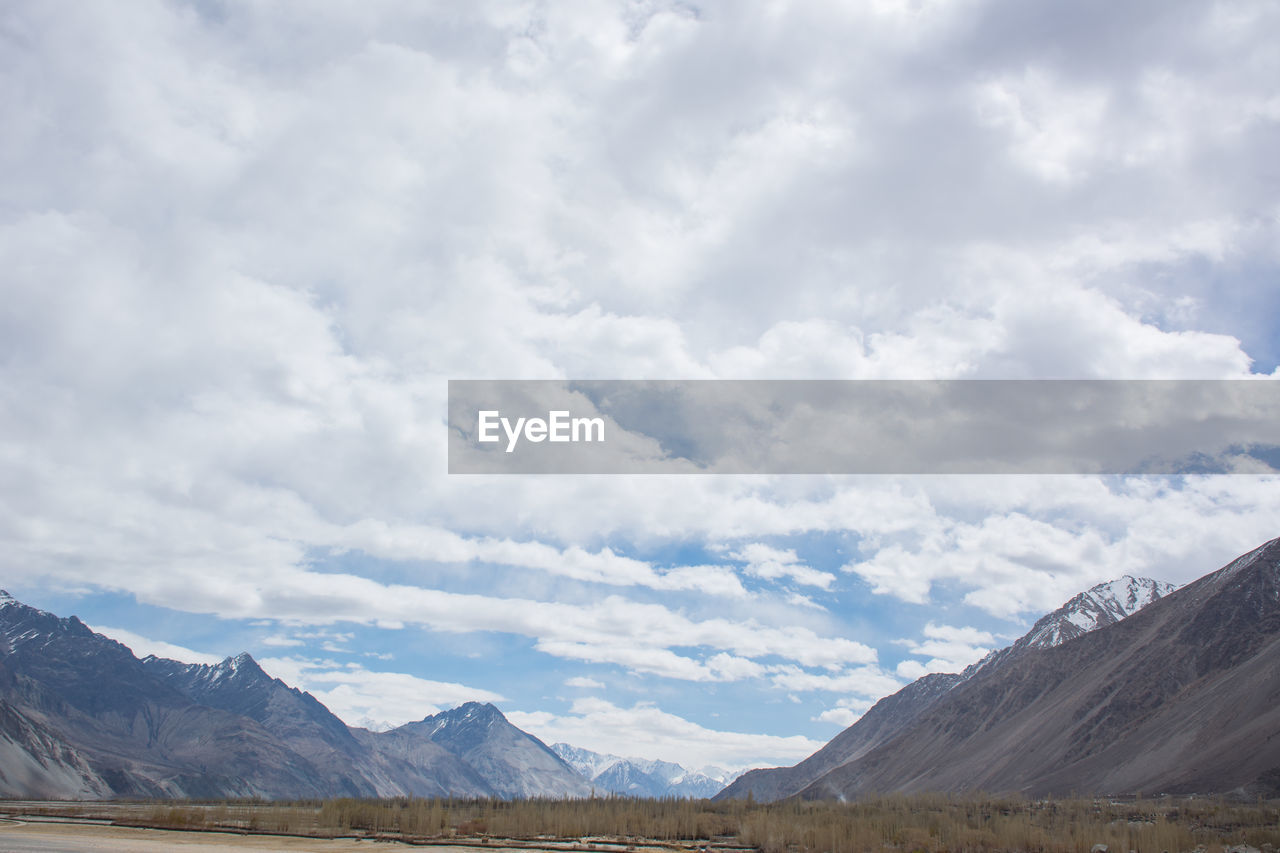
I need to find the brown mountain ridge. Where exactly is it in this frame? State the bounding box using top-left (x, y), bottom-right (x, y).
top-left (791, 537), bottom-right (1280, 799)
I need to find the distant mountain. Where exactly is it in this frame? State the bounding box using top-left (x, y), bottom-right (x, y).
top-left (717, 574), bottom-right (1175, 802)
top-left (0, 592), bottom-right (579, 799)
top-left (553, 742), bottom-right (620, 781)
top-left (795, 539), bottom-right (1280, 799)
top-left (552, 743), bottom-right (743, 798)
top-left (375, 702), bottom-right (590, 799)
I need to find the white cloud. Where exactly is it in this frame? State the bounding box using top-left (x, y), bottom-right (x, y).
top-left (814, 707), bottom-right (861, 727)
top-left (768, 664), bottom-right (902, 699)
top-left (894, 660), bottom-right (933, 681)
top-left (261, 634), bottom-right (305, 647)
top-left (731, 543), bottom-right (837, 590)
top-left (564, 676), bottom-right (605, 689)
top-left (843, 480), bottom-right (1280, 615)
top-left (258, 656), bottom-right (505, 730)
top-left (896, 622), bottom-right (995, 675)
top-left (65, 563), bottom-right (880, 681)
top-left (974, 68), bottom-right (1109, 185)
top-left (813, 697), bottom-right (874, 728)
top-left (91, 626), bottom-right (222, 666)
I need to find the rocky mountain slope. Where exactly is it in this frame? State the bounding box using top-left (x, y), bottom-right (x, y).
top-left (0, 592), bottom-right (325, 798)
top-left (142, 653), bottom-right (491, 798)
top-left (0, 592), bottom-right (579, 799)
top-left (795, 539), bottom-right (1280, 799)
top-left (3, 542), bottom-right (1270, 802)
top-left (375, 702), bottom-right (590, 798)
top-left (718, 575), bottom-right (1176, 802)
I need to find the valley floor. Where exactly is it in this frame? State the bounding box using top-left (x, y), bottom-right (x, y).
top-left (1, 796), bottom-right (1278, 853)
top-left (0, 818), bottom-right (393, 852)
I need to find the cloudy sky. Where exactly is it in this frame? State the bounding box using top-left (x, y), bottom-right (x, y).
top-left (2, 0), bottom-right (1278, 771)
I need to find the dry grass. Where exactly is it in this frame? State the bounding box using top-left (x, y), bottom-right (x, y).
top-left (2, 793), bottom-right (1277, 853)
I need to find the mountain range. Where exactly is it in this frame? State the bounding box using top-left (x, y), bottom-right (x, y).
top-left (2, 536), bottom-right (1278, 801)
top-left (0, 592), bottom-right (586, 799)
top-left (552, 742), bottom-right (743, 798)
top-left (721, 539), bottom-right (1280, 800)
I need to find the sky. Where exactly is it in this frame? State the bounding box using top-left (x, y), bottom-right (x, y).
top-left (1, 0), bottom-right (1279, 772)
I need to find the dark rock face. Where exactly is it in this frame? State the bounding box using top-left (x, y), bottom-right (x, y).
top-left (0, 594), bottom-right (583, 799)
top-left (141, 653), bottom-right (492, 798)
top-left (717, 575), bottom-right (1176, 803)
top-left (0, 595), bottom-right (325, 798)
top-left (717, 671), bottom-right (963, 802)
top-left (796, 537), bottom-right (1280, 799)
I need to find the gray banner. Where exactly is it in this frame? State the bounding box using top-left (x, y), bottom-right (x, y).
top-left (447, 380), bottom-right (1280, 474)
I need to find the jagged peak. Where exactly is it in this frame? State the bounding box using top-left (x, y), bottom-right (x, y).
top-left (189, 651), bottom-right (267, 683)
top-left (442, 700), bottom-right (501, 717)
top-left (961, 574), bottom-right (1174, 681)
top-left (223, 651), bottom-right (262, 673)
top-left (0, 590), bottom-right (48, 616)
top-left (418, 701), bottom-right (509, 737)
top-left (1082, 575), bottom-right (1177, 610)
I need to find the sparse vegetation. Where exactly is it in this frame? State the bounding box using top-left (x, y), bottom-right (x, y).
top-left (2, 793), bottom-right (1278, 853)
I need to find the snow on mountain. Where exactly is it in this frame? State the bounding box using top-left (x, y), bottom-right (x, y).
top-left (0, 592), bottom-right (587, 800)
top-left (792, 537), bottom-right (1280, 800)
top-left (399, 703), bottom-right (592, 799)
top-left (719, 573), bottom-right (1176, 803)
top-left (695, 765), bottom-right (740, 785)
top-left (964, 575), bottom-right (1177, 679)
top-left (551, 743), bottom-right (745, 798)
top-left (552, 742), bottom-right (622, 779)
top-left (1024, 576), bottom-right (1177, 648)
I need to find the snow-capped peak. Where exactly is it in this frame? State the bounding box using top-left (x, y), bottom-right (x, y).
top-left (550, 743), bottom-right (747, 798)
top-left (552, 743), bottom-right (622, 779)
top-left (962, 575), bottom-right (1175, 681)
top-left (1086, 575), bottom-right (1176, 620)
top-left (1015, 575), bottom-right (1175, 651)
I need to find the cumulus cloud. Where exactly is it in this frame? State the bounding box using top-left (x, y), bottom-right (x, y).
top-left (769, 664), bottom-right (902, 699)
top-left (3, 0), bottom-right (1279, 755)
top-left (896, 622), bottom-right (996, 677)
top-left (813, 697), bottom-right (875, 728)
top-left (731, 543), bottom-right (837, 589)
top-left (258, 657), bottom-right (505, 730)
top-left (91, 626), bottom-right (223, 666)
top-left (844, 478), bottom-right (1280, 616)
